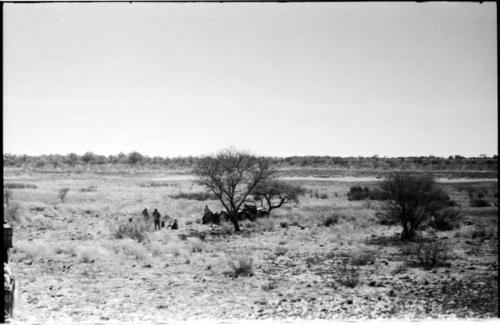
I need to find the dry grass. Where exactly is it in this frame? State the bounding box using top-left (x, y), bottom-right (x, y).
top-left (5, 169), bottom-right (498, 320)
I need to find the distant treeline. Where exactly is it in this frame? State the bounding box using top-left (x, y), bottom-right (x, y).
top-left (3, 152), bottom-right (497, 171)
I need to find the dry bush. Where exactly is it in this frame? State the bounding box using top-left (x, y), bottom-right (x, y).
top-left (470, 198), bottom-right (490, 207)
top-left (430, 207), bottom-right (461, 231)
top-left (147, 241), bottom-right (166, 257)
top-left (406, 238), bottom-right (450, 268)
top-left (225, 255), bottom-right (254, 278)
top-left (79, 185), bottom-right (97, 192)
top-left (261, 280), bottom-right (278, 291)
top-left (170, 191), bottom-right (218, 201)
top-left (322, 214), bottom-right (340, 227)
top-left (31, 214), bottom-right (54, 230)
top-left (113, 222), bottom-right (148, 242)
top-left (4, 183), bottom-right (37, 189)
top-left (13, 241), bottom-right (56, 260)
top-left (351, 249), bottom-right (377, 266)
top-left (274, 246), bottom-right (288, 257)
top-left (4, 202), bottom-right (23, 224)
top-left (471, 225), bottom-right (496, 241)
top-left (58, 187), bottom-right (70, 204)
top-left (258, 218), bottom-right (275, 232)
top-left (390, 263), bottom-right (408, 275)
top-left (219, 222), bottom-right (235, 235)
top-left (109, 239), bottom-right (150, 261)
top-left (337, 260), bottom-right (360, 288)
top-left (75, 245), bottom-right (112, 263)
top-left (188, 237), bottom-right (204, 253)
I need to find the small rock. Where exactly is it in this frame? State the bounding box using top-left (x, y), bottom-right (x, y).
top-left (346, 299), bottom-right (353, 304)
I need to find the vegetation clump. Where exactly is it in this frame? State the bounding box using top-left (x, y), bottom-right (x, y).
top-left (430, 207), bottom-right (461, 231)
top-left (225, 255), bottom-right (254, 278)
top-left (58, 187), bottom-right (70, 204)
top-left (113, 222), bottom-right (148, 243)
top-left (406, 237), bottom-right (450, 268)
top-left (347, 185), bottom-right (385, 201)
top-left (379, 173), bottom-right (455, 240)
top-left (170, 191), bottom-right (218, 201)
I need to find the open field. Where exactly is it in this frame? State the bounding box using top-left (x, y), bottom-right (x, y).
top-left (3, 168), bottom-right (498, 322)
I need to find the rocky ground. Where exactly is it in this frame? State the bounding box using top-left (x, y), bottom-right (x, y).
top-left (4, 172), bottom-right (498, 322)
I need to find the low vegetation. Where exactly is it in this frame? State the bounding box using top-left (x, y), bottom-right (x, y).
top-left (3, 158), bottom-right (497, 320)
top-left (169, 191), bottom-right (218, 201)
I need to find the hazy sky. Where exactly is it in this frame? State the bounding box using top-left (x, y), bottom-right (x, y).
top-left (3, 2), bottom-right (497, 157)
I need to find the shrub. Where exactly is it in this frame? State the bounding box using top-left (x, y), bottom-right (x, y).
top-left (351, 249), bottom-right (376, 266)
top-left (13, 241), bottom-right (56, 260)
top-left (58, 188), bottom-right (70, 204)
top-left (225, 255), bottom-right (254, 278)
top-left (407, 238), bottom-right (449, 268)
top-left (390, 263), bottom-right (408, 275)
top-left (338, 260), bottom-right (360, 288)
top-left (4, 183), bottom-right (37, 189)
top-left (113, 222), bottom-right (147, 242)
top-left (113, 239), bottom-right (150, 260)
top-left (79, 185), bottom-right (97, 192)
top-left (252, 180), bottom-right (305, 215)
top-left (261, 280), bottom-right (278, 291)
top-left (470, 198), bottom-right (490, 207)
top-left (274, 246), bottom-right (288, 257)
top-left (188, 237), bottom-right (204, 253)
top-left (471, 226), bottom-right (495, 240)
top-left (323, 214), bottom-right (339, 227)
top-left (138, 181), bottom-right (172, 187)
top-left (430, 207), bottom-right (461, 231)
top-left (169, 192), bottom-right (218, 201)
top-left (347, 186), bottom-right (386, 201)
top-left (379, 173), bottom-right (453, 240)
top-left (5, 203), bottom-right (22, 224)
top-left (31, 214), bottom-right (54, 230)
top-left (259, 218), bottom-right (275, 232)
top-left (280, 221), bottom-right (288, 228)
top-left (75, 245), bottom-right (106, 263)
top-left (375, 211), bottom-right (398, 225)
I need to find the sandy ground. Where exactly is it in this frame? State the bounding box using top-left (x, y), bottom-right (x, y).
top-left (3, 170), bottom-right (498, 322)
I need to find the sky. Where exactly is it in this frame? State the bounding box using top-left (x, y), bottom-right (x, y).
top-left (3, 2), bottom-right (497, 157)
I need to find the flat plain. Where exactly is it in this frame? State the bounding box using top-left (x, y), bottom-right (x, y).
top-left (3, 167), bottom-right (498, 322)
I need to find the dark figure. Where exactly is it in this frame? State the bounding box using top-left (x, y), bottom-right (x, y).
top-left (142, 208), bottom-right (149, 223)
top-left (202, 205), bottom-right (212, 224)
top-left (171, 219), bottom-right (178, 230)
top-left (160, 220), bottom-right (166, 228)
top-left (153, 208), bottom-right (161, 230)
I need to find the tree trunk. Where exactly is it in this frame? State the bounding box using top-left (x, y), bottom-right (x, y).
top-left (400, 221), bottom-right (413, 240)
top-left (231, 214), bottom-right (241, 232)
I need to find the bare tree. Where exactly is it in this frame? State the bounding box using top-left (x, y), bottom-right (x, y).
top-left (252, 180), bottom-right (305, 216)
top-left (194, 148), bottom-right (274, 232)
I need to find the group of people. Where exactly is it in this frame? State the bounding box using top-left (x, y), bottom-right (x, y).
top-left (142, 207), bottom-right (178, 231)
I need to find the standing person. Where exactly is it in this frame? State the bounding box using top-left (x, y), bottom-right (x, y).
top-left (153, 208), bottom-right (161, 231)
top-left (142, 207), bottom-right (149, 224)
top-left (204, 205), bottom-right (211, 216)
